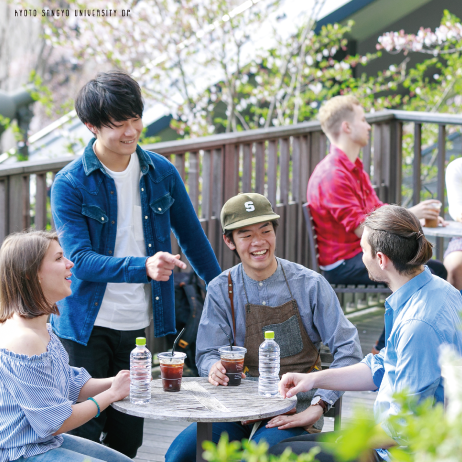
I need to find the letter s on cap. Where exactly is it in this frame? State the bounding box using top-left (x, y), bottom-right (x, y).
top-left (244, 201), bottom-right (255, 212)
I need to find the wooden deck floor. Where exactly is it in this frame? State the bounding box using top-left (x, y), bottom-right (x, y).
top-left (134, 308), bottom-right (385, 462)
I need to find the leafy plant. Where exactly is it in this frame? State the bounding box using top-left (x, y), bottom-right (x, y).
top-left (202, 432), bottom-right (320, 462)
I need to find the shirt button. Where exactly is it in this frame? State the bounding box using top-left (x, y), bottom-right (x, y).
top-left (94, 302), bottom-right (98, 306)
top-left (109, 250), bottom-right (112, 254)
top-left (259, 282), bottom-right (263, 287)
top-left (145, 216), bottom-right (148, 219)
top-left (101, 217), bottom-right (105, 221)
top-left (111, 221), bottom-right (115, 225)
top-left (148, 244), bottom-right (152, 247)
top-left (110, 191), bottom-right (114, 194)
top-left (158, 207), bottom-right (162, 211)
top-left (141, 188), bottom-right (144, 191)
top-left (262, 301), bottom-right (266, 305)
top-left (155, 296), bottom-right (159, 301)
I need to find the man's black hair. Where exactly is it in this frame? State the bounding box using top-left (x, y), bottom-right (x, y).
top-left (224, 220), bottom-right (279, 259)
top-left (75, 70), bottom-right (144, 130)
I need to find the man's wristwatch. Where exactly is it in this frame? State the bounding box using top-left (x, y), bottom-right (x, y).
top-left (310, 396), bottom-right (328, 414)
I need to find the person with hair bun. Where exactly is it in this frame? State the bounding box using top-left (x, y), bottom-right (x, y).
top-left (0, 231), bottom-right (132, 462)
top-left (270, 205), bottom-right (462, 462)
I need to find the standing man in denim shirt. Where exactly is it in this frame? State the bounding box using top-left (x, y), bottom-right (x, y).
top-left (50, 71), bottom-right (221, 458)
top-left (271, 205), bottom-right (462, 462)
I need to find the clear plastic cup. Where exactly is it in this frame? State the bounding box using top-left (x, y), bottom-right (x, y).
top-left (218, 346), bottom-right (247, 386)
top-left (425, 201), bottom-right (442, 228)
top-left (158, 352), bottom-right (187, 392)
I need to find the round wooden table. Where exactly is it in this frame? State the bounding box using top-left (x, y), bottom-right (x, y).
top-left (112, 377), bottom-right (296, 462)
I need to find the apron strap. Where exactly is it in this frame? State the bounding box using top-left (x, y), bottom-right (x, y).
top-left (307, 350), bottom-right (321, 373)
top-left (227, 272), bottom-right (237, 346)
top-left (280, 261), bottom-right (295, 300)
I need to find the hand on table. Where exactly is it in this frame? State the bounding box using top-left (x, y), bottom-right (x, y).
top-left (110, 370), bottom-right (131, 402)
top-left (208, 360), bottom-right (245, 386)
top-left (408, 200), bottom-right (440, 220)
top-left (146, 252), bottom-right (187, 281)
top-left (266, 406), bottom-right (323, 431)
top-left (279, 372), bottom-right (316, 399)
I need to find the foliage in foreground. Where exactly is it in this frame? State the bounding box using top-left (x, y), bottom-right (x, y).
top-left (202, 432), bottom-right (320, 462)
top-left (203, 346), bottom-right (462, 462)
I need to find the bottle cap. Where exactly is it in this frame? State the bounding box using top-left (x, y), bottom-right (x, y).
top-left (264, 331), bottom-right (274, 339)
top-left (136, 337), bottom-right (146, 346)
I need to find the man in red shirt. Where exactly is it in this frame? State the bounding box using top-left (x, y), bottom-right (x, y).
top-left (307, 95), bottom-right (446, 297)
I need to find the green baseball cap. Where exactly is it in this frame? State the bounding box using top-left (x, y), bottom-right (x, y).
top-left (221, 193), bottom-right (280, 232)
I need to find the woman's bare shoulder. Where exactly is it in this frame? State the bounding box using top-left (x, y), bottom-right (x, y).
top-left (0, 324), bottom-right (48, 357)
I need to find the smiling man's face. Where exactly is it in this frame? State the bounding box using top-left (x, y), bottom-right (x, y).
top-left (224, 221), bottom-right (277, 280)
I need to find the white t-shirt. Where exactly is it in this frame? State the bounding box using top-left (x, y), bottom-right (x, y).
top-left (94, 149), bottom-right (151, 331)
top-left (446, 157), bottom-right (462, 221)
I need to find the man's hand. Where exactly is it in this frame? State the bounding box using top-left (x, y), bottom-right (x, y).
top-left (408, 200), bottom-right (441, 220)
top-left (208, 360), bottom-right (245, 386)
top-left (266, 406), bottom-right (323, 431)
top-left (146, 252), bottom-right (187, 281)
top-left (279, 372), bottom-right (316, 398)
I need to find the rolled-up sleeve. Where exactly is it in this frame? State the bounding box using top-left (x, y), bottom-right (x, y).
top-left (1, 357), bottom-right (73, 439)
top-left (361, 351), bottom-right (384, 390)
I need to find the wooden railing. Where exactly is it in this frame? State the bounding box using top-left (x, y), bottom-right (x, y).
top-left (1, 109), bottom-right (462, 270)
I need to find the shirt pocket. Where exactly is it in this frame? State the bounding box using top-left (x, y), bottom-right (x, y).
top-left (81, 205), bottom-right (108, 224)
top-left (150, 193), bottom-right (175, 242)
top-left (81, 205), bottom-right (108, 250)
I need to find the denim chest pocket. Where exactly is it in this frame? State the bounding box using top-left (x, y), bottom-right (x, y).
top-left (263, 315), bottom-right (303, 358)
top-left (81, 205), bottom-right (108, 224)
top-left (150, 193), bottom-right (175, 242)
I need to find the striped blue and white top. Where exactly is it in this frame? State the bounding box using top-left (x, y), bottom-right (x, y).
top-left (0, 323), bottom-right (91, 462)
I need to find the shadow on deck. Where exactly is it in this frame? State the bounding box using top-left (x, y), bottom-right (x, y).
top-left (134, 308), bottom-right (385, 462)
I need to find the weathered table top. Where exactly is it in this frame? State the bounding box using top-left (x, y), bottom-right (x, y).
top-left (112, 377), bottom-right (296, 423)
top-left (422, 220), bottom-right (462, 238)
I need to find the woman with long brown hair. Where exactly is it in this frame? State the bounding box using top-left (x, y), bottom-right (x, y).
top-left (0, 231), bottom-right (132, 462)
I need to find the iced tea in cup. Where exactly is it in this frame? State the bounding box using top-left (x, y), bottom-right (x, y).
top-left (158, 352), bottom-right (186, 392)
top-left (218, 346), bottom-right (247, 386)
top-left (424, 201), bottom-right (442, 228)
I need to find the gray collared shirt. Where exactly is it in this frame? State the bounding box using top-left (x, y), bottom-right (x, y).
top-left (196, 258), bottom-right (363, 405)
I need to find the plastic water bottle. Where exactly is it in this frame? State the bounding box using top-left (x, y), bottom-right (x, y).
top-left (258, 331), bottom-right (280, 397)
top-left (130, 337), bottom-right (152, 404)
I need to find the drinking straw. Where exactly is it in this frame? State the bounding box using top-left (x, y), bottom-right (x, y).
top-left (171, 327), bottom-right (186, 356)
top-left (219, 323), bottom-right (233, 351)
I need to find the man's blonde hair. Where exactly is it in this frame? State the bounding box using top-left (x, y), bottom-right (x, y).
top-left (318, 95), bottom-right (361, 138)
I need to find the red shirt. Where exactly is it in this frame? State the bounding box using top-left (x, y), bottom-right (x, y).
top-left (307, 145), bottom-right (384, 267)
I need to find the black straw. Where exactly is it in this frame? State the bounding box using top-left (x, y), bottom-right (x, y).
top-left (219, 324), bottom-right (233, 351)
top-left (172, 327), bottom-right (186, 356)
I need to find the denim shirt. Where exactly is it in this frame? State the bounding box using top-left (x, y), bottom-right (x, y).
top-left (50, 138), bottom-right (221, 345)
top-left (362, 267), bottom-right (462, 460)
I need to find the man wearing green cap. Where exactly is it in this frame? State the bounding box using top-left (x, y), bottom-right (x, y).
top-left (165, 193), bottom-right (362, 461)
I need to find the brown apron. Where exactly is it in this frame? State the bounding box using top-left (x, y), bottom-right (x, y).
top-left (228, 262), bottom-right (321, 376)
top-left (227, 261), bottom-right (323, 432)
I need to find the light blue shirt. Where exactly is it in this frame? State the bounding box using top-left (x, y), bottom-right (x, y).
top-left (196, 258), bottom-right (363, 406)
top-left (362, 267), bottom-right (462, 460)
top-left (0, 324), bottom-right (91, 462)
